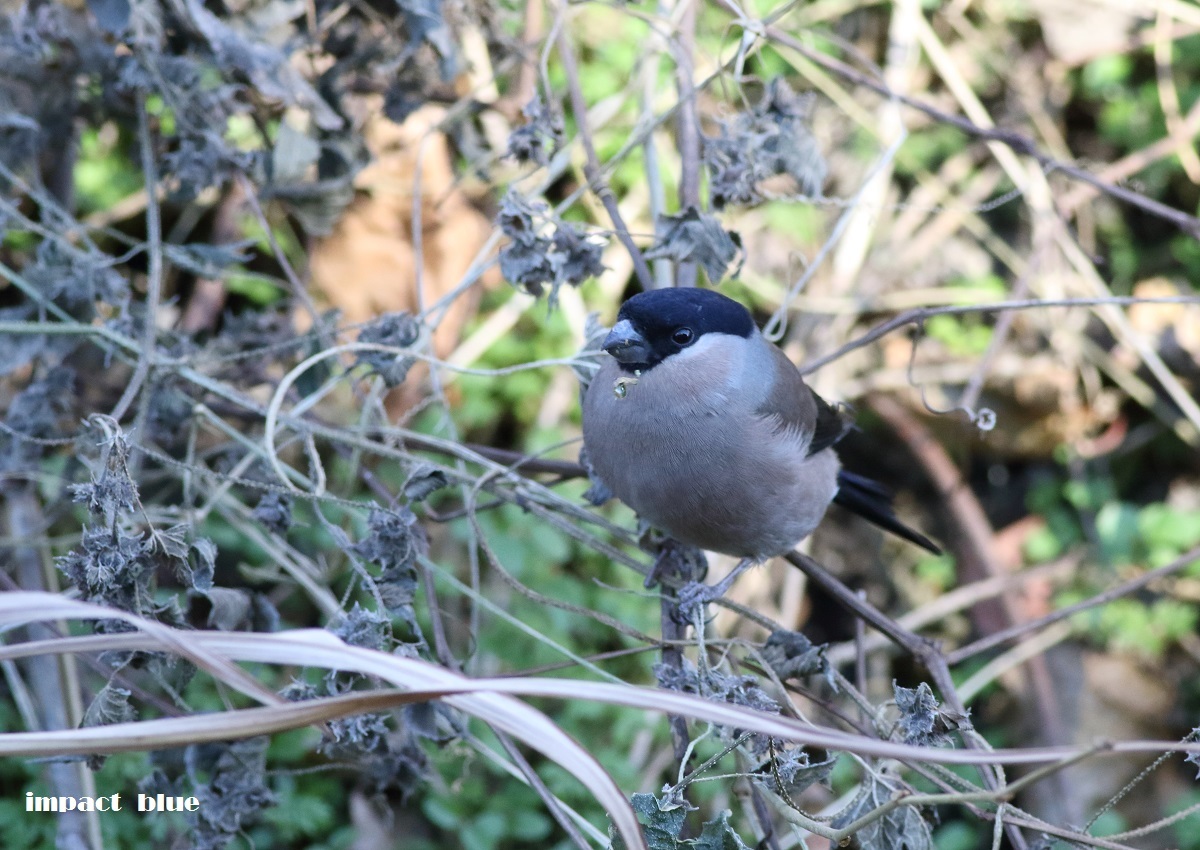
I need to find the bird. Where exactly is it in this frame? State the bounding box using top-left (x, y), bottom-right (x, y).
top-left (581, 287), bottom-right (939, 595)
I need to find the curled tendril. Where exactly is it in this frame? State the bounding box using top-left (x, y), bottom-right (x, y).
top-left (973, 408), bottom-right (997, 432)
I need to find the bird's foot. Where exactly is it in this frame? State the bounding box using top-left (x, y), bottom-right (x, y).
top-left (672, 558), bottom-right (756, 624)
top-left (645, 541), bottom-right (707, 589)
top-left (673, 580), bottom-right (723, 624)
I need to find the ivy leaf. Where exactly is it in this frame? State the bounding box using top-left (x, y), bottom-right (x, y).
top-left (329, 602), bottom-right (391, 652)
top-left (356, 312), bottom-right (421, 387)
top-left (204, 587), bottom-right (252, 631)
top-left (549, 224), bottom-right (606, 289)
top-left (190, 537), bottom-right (216, 592)
top-left (179, 0), bottom-right (342, 130)
top-left (184, 737), bottom-right (276, 850)
top-left (351, 506), bottom-right (426, 627)
top-left (764, 747), bottom-right (836, 795)
top-left (498, 193), bottom-right (555, 295)
top-left (611, 793), bottom-right (686, 850)
top-left (507, 98), bottom-right (561, 165)
top-left (393, 0), bottom-right (458, 77)
top-left (81, 680), bottom-right (137, 768)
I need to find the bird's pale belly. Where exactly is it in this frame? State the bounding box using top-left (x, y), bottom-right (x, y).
top-left (596, 422), bottom-right (837, 558)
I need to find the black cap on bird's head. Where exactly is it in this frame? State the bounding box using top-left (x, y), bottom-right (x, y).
top-left (602, 288), bottom-right (756, 372)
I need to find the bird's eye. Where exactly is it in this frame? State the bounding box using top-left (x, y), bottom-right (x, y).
top-left (672, 327), bottom-right (694, 346)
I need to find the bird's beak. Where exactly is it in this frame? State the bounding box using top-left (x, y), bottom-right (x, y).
top-left (602, 320), bottom-right (652, 365)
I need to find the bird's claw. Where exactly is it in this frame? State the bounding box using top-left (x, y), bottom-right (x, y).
top-left (673, 580), bottom-right (724, 624)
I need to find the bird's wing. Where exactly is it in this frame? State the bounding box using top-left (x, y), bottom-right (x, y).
top-left (755, 344), bottom-right (853, 457)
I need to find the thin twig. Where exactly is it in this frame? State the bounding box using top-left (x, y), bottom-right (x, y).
top-left (947, 544), bottom-right (1200, 664)
top-left (671, 0), bottom-right (701, 288)
top-left (799, 295), bottom-right (1200, 375)
top-left (760, 25), bottom-right (1200, 237)
top-left (109, 97), bottom-right (164, 427)
top-left (554, 0), bottom-right (655, 290)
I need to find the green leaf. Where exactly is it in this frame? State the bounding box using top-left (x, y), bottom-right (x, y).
top-left (1081, 55), bottom-right (1133, 95)
top-left (933, 821), bottom-right (982, 850)
top-left (1138, 504), bottom-right (1200, 553)
top-left (1023, 525), bottom-right (1063, 562)
top-left (421, 796), bottom-right (462, 831)
top-left (1095, 502), bottom-right (1139, 564)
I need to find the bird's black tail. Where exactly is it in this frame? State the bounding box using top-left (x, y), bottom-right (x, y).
top-left (832, 470), bottom-right (941, 554)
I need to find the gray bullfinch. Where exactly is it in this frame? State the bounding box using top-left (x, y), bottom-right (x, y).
top-left (581, 287), bottom-right (939, 567)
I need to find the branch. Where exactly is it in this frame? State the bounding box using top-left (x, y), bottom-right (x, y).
top-left (761, 26), bottom-right (1200, 238)
top-left (554, 0), bottom-right (655, 290)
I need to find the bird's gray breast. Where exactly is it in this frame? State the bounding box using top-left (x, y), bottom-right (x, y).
top-left (581, 338), bottom-right (839, 558)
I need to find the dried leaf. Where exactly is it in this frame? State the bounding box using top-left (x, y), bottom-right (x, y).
top-left (498, 191), bottom-right (607, 298)
top-left (762, 629), bottom-right (835, 691)
top-left (205, 587), bottom-right (252, 631)
top-left (356, 312), bottom-right (421, 387)
top-left (179, 0), bottom-right (342, 130)
top-left (705, 78), bottom-right (826, 208)
top-left (893, 681), bottom-right (970, 747)
top-left (644, 207), bottom-right (742, 283)
top-left (82, 682), bottom-right (138, 728)
top-left (403, 462), bottom-right (449, 502)
top-left (831, 773), bottom-right (933, 850)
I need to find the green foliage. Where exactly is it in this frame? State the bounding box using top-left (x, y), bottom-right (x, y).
top-left (75, 125), bottom-right (142, 215)
top-left (1068, 39), bottom-right (1200, 286)
top-left (144, 93), bottom-right (177, 136)
top-left (923, 277), bottom-right (1007, 355)
top-left (224, 272), bottom-right (286, 305)
top-left (914, 552), bottom-right (956, 593)
top-left (258, 775), bottom-right (337, 842)
top-left (1168, 788), bottom-right (1200, 850)
top-left (1073, 596), bottom-right (1199, 658)
top-left (0, 797), bottom-right (57, 849)
top-left (924, 313), bottom-right (992, 356)
top-left (932, 821), bottom-right (981, 850)
top-left (1087, 808), bottom-right (1128, 838)
top-left (896, 124), bottom-right (969, 175)
top-left (1079, 55), bottom-right (1133, 98)
top-left (1027, 464), bottom-right (1200, 658)
top-left (574, 15), bottom-right (645, 104)
top-left (1170, 233), bottom-right (1200, 283)
top-left (451, 290), bottom-right (581, 438)
top-left (1139, 504), bottom-right (1200, 566)
top-left (762, 202), bottom-right (823, 244)
top-left (0, 749), bottom-right (58, 848)
top-left (1094, 501), bottom-right (1140, 565)
top-left (413, 764), bottom-right (555, 850)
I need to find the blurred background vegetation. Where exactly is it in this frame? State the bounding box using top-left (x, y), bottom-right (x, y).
top-left (2, 0), bottom-right (1200, 848)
